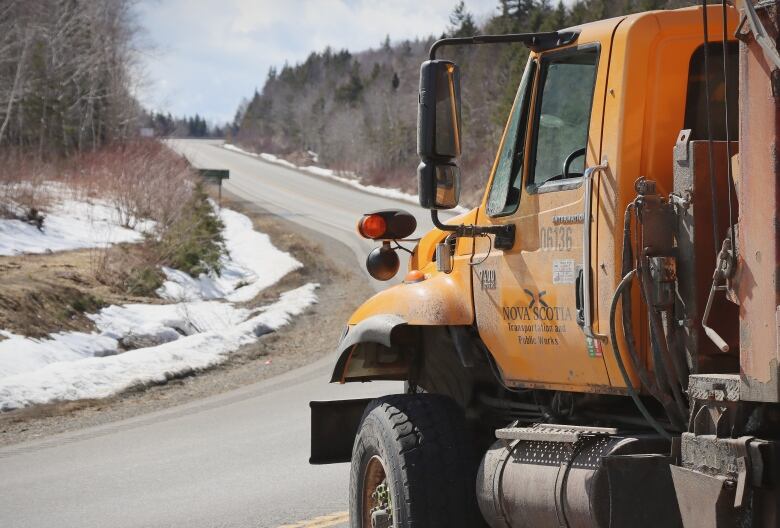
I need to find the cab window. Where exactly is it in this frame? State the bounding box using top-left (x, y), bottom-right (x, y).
top-left (527, 47), bottom-right (599, 192)
top-left (485, 59), bottom-right (536, 217)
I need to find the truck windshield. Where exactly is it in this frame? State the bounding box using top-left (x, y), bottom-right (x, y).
top-left (486, 59), bottom-right (536, 217)
top-left (528, 47), bottom-right (598, 189)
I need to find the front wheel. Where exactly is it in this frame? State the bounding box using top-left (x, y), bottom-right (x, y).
top-left (349, 394), bottom-right (484, 528)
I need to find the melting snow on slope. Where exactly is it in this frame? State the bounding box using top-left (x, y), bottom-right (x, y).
top-left (157, 206), bottom-right (301, 303)
top-left (0, 197), bottom-right (154, 256)
top-left (0, 202), bottom-right (318, 410)
top-left (0, 284), bottom-right (318, 410)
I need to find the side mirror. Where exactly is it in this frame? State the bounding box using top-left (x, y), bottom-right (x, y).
top-left (417, 60), bottom-right (462, 210)
top-left (417, 162), bottom-right (460, 210)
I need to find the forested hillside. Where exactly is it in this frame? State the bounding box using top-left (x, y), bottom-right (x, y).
top-left (0, 0), bottom-right (140, 157)
top-left (234, 0), bottom-right (691, 206)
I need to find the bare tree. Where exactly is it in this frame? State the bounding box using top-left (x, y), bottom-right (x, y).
top-left (0, 0), bottom-right (141, 157)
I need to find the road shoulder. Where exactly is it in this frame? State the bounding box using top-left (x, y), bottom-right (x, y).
top-left (0, 190), bottom-right (373, 446)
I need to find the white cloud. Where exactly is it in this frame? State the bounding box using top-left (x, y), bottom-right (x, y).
top-left (136, 0), bottom-right (498, 124)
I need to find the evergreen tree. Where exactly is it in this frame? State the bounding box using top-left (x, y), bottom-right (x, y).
top-left (448, 1), bottom-right (478, 37)
top-left (335, 63), bottom-right (364, 105)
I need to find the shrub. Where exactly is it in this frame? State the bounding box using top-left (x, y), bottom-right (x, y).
top-left (72, 140), bottom-right (196, 230)
top-left (2, 140), bottom-right (226, 298)
top-left (156, 183), bottom-right (224, 277)
top-left (0, 150), bottom-right (56, 219)
top-left (125, 266), bottom-right (165, 297)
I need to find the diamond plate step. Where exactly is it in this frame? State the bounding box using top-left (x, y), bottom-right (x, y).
top-left (495, 423), bottom-right (618, 443)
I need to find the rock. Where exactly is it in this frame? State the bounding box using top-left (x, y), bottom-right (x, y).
top-left (253, 324), bottom-right (274, 337)
top-left (93, 348), bottom-right (119, 358)
top-left (120, 329), bottom-right (180, 351)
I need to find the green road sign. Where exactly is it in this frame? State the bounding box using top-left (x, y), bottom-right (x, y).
top-left (198, 169), bottom-right (229, 183)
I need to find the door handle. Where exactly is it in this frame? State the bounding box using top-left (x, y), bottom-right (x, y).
top-left (580, 158), bottom-right (608, 342)
top-left (575, 268), bottom-right (585, 327)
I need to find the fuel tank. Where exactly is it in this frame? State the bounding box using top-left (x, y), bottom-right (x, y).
top-left (476, 424), bottom-right (677, 528)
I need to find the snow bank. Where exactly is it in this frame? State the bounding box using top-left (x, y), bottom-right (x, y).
top-left (0, 331), bottom-right (117, 379)
top-left (0, 197), bottom-right (153, 256)
top-left (0, 284), bottom-right (318, 410)
top-left (259, 152), bottom-right (298, 170)
top-left (156, 206), bottom-right (301, 303)
top-left (0, 201), bottom-right (318, 410)
top-left (223, 143), bottom-right (470, 214)
top-left (91, 301), bottom-right (251, 341)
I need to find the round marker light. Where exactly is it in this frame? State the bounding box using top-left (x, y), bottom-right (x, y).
top-left (358, 214), bottom-right (387, 239)
top-left (366, 244), bottom-right (399, 281)
top-left (404, 270), bottom-right (425, 283)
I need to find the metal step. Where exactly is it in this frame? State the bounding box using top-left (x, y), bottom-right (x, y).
top-left (495, 423), bottom-right (618, 443)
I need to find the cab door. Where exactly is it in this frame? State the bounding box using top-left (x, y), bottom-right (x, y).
top-left (472, 21), bottom-right (621, 392)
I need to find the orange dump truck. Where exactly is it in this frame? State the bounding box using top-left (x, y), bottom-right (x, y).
top-left (310, 3), bottom-right (780, 527)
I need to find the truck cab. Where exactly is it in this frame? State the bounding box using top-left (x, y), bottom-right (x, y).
top-left (333, 7), bottom-right (737, 396)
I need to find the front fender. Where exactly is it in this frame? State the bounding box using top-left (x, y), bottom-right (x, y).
top-left (330, 314), bottom-right (409, 382)
top-left (332, 267), bottom-right (473, 383)
top-left (349, 266), bottom-right (473, 326)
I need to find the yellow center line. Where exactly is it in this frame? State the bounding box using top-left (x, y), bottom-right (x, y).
top-left (276, 511), bottom-right (349, 528)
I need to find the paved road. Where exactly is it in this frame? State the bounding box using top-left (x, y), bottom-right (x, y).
top-left (173, 139), bottom-right (443, 279)
top-left (0, 139), bottom-right (455, 528)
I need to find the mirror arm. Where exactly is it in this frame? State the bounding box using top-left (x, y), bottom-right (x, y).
top-left (429, 31), bottom-right (579, 60)
top-left (431, 209), bottom-right (459, 232)
top-left (431, 210), bottom-right (515, 250)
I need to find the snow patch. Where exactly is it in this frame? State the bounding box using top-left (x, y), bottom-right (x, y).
top-left (0, 330), bottom-right (118, 379)
top-left (90, 301), bottom-right (251, 341)
top-left (0, 196), bottom-right (153, 256)
top-left (156, 206), bottom-right (301, 302)
top-left (259, 152), bottom-right (297, 170)
top-left (0, 284), bottom-right (318, 410)
top-left (0, 200), bottom-right (317, 410)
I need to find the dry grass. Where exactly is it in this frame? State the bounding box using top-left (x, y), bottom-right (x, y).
top-left (0, 141), bottom-right (195, 224)
top-left (0, 151), bottom-right (57, 218)
top-left (0, 140), bottom-right (225, 304)
top-left (70, 141), bottom-right (196, 230)
top-left (0, 249), bottom-right (164, 338)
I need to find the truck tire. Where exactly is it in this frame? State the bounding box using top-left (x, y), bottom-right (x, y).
top-left (349, 394), bottom-right (484, 528)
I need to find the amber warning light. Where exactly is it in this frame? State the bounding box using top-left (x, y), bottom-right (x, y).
top-left (356, 209), bottom-right (417, 241)
top-left (358, 214), bottom-right (387, 239)
top-left (356, 210), bottom-right (418, 281)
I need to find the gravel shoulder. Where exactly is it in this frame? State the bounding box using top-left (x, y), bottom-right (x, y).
top-left (0, 189), bottom-right (374, 446)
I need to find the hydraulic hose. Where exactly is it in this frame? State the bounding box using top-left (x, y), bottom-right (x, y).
top-left (629, 197), bottom-right (689, 429)
top-left (609, 269), bottom-right (672, 440)
top-left (637, 262), bottom-right (689, 428)
top-left (619, 204), bottom-right (680, 424)
top-left (620, 204), bottom-right (656, 391)
top-left (664, 310), bottom-right (691, 387)
top-left (618, 200), bottom-right (687, 431)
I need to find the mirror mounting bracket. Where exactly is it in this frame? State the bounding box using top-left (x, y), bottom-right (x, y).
top-left (431, 211), bottom-right (515, 250)
top-left (429, 31), bottom-right (579, 60)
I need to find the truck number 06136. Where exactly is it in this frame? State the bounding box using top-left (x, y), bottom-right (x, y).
top-left (540, 226), bottom-right (573, 252)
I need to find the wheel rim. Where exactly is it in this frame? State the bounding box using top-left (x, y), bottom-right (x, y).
top-left (361, 455), bottom-right (393, 528)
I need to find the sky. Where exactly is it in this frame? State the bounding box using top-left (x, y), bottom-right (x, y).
top-left (135, 0), bottom-right (498, 125)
